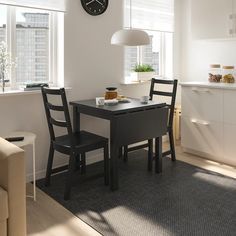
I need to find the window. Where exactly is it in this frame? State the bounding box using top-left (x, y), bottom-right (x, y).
top-left (0, 5), bottom-right (6, 42)
top-left (124, 0), bottom-right (174, 80)
top-left (16, 8), bottom-right (50, 83)
top-left (125, 32), bottom-right (161, 77)
top-left (0, 4), bottom-right (64, 87)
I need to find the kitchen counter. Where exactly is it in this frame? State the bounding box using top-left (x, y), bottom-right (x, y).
top-left (180, 81), bottom-right (236, 90)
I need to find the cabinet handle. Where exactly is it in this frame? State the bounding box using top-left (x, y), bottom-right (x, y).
top-left (191, 88), bottom-right (210, 93)
top-left (191, 119), bottom-right (209, 126)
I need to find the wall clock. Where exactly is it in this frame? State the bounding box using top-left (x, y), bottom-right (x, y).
top-left (81, 0), bottom-right (109, 16)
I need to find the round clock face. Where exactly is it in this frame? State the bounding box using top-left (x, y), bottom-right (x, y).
top-left (81, 0), bottom-right (109, 16)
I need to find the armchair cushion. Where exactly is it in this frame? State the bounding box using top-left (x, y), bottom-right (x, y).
top-left (0, 187), bottom-right (8, 221)
top-left (0, 137), bottom-right (26, 236)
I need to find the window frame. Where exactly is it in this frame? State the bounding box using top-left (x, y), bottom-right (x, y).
top-left (124, 28), bottom-right (174, 80)
top-left (3, 5), bottom-right (61, 88)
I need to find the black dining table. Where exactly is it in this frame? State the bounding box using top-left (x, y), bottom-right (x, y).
top-left (70, 98), bottom-right (168, 191)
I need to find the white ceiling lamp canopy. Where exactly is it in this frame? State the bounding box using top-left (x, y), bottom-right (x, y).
top-left (111, 0), bottom-right (150, 46)
top-left (111, 29), bottom-right (150, 46)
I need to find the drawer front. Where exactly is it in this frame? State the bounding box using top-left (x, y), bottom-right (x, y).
top-left (181, 116), bottom-right (223, 157)
top-left (223, 124), bottom-right (236, 167)
top-left (224, 90), bottom-right (236, 125)
top-left (182, 87), bottom-right (223, 122)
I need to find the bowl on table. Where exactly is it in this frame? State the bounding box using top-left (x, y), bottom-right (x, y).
top-left (104, 99), bottom-right (119, 106)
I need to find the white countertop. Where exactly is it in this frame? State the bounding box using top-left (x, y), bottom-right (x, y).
top-left (180, 81), bottom-right (236, 90)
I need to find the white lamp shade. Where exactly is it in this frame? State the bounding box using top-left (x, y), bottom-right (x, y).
top-left (111, 29), bottom-right (150, 46)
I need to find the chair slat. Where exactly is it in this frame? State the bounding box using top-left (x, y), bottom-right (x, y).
top-left (50, 118), bottom-right (67, 127)
top-left (151, 79), bottom-right (175, 85)
top-left (162, 150), bottom-right (172, 157)
top-left (43, 88), bottom-right (62, 95)
top-left (46, 102), bottom-right (64, 111)
top-left (128, 143), bottom-right (149, 152)
top-left (152, 91), bottom-right (173, 97)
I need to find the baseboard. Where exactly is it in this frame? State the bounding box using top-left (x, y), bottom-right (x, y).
top-left (181, 147), bottom-right (235, 167)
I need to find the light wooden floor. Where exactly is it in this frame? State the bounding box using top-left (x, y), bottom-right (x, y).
top-left (27, 144), bottom-right (236, 236)
top-left (27, 185), bottom-right (101, 236)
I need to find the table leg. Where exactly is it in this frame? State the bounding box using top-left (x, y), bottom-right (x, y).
top-left (148, 139), bottom-right (153, 171)
top-left (155, 136), bottom-right (162, 173)
top-left (33, 140), bottom-right (36, 201)
top-left (110, 120), bottom-right (119, 191)
top-left (73, 106), bottom-right (80, 132)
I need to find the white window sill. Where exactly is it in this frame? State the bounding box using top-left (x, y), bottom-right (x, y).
top-left (120, 80), bottom-right (151, 85)
top-left (121, 75), bottom-right (161, 85)
top-left (0, 87), bottom-right (72, 97)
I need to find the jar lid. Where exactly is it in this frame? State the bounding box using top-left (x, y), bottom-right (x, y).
top-left (222, 66), bottom-right (234, 69)
top-left (210, 64), bottom-right (221, 68)
top-left (106, 87), bottom-right (117, 91)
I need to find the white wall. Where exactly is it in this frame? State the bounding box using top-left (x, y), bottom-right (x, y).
top-left (0, 94), bottom-right (54, 181)
top-left (64, 0), bottom-right (123, 138)
top-left (0, 0), bottom-right (123, 181)
top-left (64, 0), bottom-right (123, 99)
top-left (178, 0), bottom-right (236, 82)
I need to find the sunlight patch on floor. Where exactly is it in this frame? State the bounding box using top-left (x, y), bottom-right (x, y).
top-left (100, 206), bottom-right (175, 236)
top-left (192, 171), bottom-right (236, 191)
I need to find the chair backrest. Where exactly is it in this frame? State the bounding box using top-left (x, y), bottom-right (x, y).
top-left (149, 78), bottom-right (178, 129)
top-left (41, 88), bottom-right (74, 145)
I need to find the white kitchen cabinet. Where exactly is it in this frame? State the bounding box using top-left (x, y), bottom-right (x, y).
top-left (182, 116), bottom-right (223, 158)
top-left (232, 0), bottom-right (236, 34)
top-left (223, 89), bottom-right (236, 125)
top-left (181, 82), bottom-right (236, 167)
top-left (223, 124), bottom-right (236, 166)
top-left (191, 0), bottom-right (234, 39)
top-left (182, 87), bottom-right (223, 122)
top-left (223, 90), bottom-right (236, 166)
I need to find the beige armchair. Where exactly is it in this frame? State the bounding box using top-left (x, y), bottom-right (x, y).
top-left (0, 138), bottom-right (26, 236)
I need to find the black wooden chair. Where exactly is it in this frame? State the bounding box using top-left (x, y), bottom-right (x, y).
top-left (123, 78), bottom-right (178, 170)
top-left (41, 87), bottom-right (109, 200)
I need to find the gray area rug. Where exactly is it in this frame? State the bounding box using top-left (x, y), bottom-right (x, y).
top-left (37, 150), bottom-right (236, 236)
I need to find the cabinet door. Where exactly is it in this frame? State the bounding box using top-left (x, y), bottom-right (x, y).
top-left (191, 0), bottom-right (232, 39)
top-left (232, 0), bottom-right (236, 36)
top-left (223, 90), bottom-right (236, 167)
top-left (223, 124), bottom-right (236, 166)
top-left (182, 87), bottom-right (223, 122)
top-left (181, 116), bottom-right (223, 158)
top-left (223, 90), bottom-right (236, 125)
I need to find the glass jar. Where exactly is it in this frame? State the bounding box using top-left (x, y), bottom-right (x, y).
top-left (208, 64), bottom-right (222, 83)
top-left (105, 87), bottom-right (118, 100)
top-left (222, 66), bottom-right (235, 83)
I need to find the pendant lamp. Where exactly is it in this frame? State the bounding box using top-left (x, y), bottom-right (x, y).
top-left (111, 0), bottom-right (150, 46)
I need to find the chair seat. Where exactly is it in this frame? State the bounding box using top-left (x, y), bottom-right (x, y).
top-left (54, 131), bottom-right (108, 154)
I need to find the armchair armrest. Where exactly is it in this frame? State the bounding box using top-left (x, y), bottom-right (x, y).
top-left (0, 138), bottom-right (26, 236)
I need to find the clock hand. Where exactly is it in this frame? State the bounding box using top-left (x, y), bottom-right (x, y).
top-left (95, 0), bottom-right (104, 6)
top-left (86, 0), bottom-right (95, 6)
